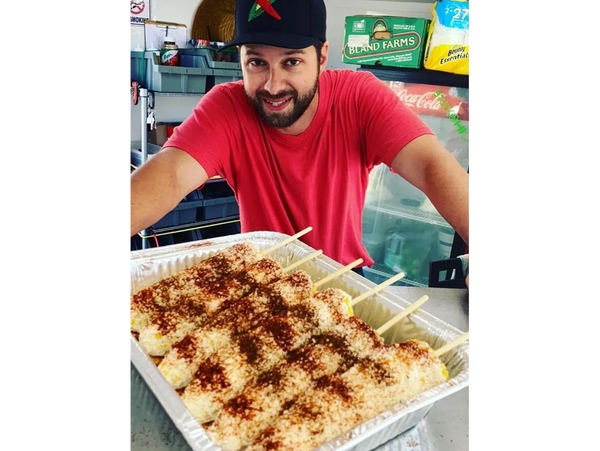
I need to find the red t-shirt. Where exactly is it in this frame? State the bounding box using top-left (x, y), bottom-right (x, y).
top-left (164, 69), bottom-right (433, 267)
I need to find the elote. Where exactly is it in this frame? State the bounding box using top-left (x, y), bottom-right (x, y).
top-left (158, 271), bottom-right (315, 389)
top-left (138, 258), bottom-right (282, 356)
top-left (131, 242), bottom-right (262, 332)
top-left (181, 288), bottom-right (353, 424)
top-left (246, 339), bottom-right (449, 451)
top-left (206, 315), bottom-right (386, 451)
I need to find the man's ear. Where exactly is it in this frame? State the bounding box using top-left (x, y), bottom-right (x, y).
top-left (320, 41), bottom-right (330, 69)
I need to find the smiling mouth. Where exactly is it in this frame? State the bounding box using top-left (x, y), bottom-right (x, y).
top-left (262, 97), bottom-right (292, 109)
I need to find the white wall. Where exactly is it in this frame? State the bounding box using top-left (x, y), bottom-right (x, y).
top-left (131, 0), bottom-right (434, 141)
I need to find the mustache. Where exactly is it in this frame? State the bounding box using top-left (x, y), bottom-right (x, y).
top-left (255, 89), bottom-right (297, 100)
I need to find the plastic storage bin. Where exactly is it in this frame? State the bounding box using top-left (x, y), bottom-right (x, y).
top-left (196, 181), bottom-right (240, 220)
top-left (149, 64), bottom-right (212, 94)
top-left (180, 48), bottom-right (241, 71)
top-left (180, 48), bottom-right (243, 88)
top-left (152, 190), bottom-right (204, 229)
top-left (199, 222), bottom-right (241, 240)
top-left (131, 49), bottom-right (242, 93)
top-left (131, 142), bottom-right (162, 168)
top-left (199, 197), bottom-right (240, 220)
top-left (212, 68), bottom-right (243, 86)
top-left (131, 51), bottom-right (147, 85)
top-left (131, 51), bottom-right (212, 93)
top-left (172, 230), bottom-right (203, 245)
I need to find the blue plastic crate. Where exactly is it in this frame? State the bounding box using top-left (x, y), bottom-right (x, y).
top-left (131, 51), bottom-right (212, 93)
top-left (178, 49), bottom-right (211, 68)
top-left (179, 48), bottom-right (240, 70)
top-left (199, 196), bottom-right (239, 220)
top-left (172, 230), bottom-right (203, 244)
top-left (149, 64), bottom-right (212, 94)
top-left (212, 68), bottom-right (243, 86)
top-left (199, 222), bottom-right (241, 240)
top-left (132, 50), bottom-right (242, 93)
top-left (178, 49), bottom-right (243, 88)
top-left (131, 51), bottom-right (147, 86)
top-left (131, 143), bottom-right (162, 169)
top-left (152, 190), bottom-right (204, 229)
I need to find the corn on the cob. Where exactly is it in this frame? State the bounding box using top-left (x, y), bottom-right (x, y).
top-left (181, 288), bottom-right (352, 424)
top-left (138, 258), bottom-right (282, 356)
top-left (206, 314), bottom-right (385, 451)
top-left (131, 242), bottom-right (262, 332)
top-left (246, 340), bottom-right (449, 451)
top-left (159, 271), bottom-right (314, 389)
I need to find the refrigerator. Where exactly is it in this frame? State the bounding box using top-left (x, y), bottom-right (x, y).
top-left (357, 66), bottom-right (469, 287)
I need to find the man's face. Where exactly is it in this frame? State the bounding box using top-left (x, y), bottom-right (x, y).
top-left (240, 43), bottom-right (327, 129)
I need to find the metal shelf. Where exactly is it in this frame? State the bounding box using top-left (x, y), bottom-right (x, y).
top-left (364, 264), bottom-right (429, 288)
top-left (127, 86), bottom-right (205, 97)
top-left (364, 203), bottom-right (450, 227)
top-left (134, 87), bottom-right (210, 248)
top-left (152, 92), bottom-right (205, 97)
top-left (358, 66), bottom-right (469, 88)
top-left (140, 215), bottom-right (240, 236)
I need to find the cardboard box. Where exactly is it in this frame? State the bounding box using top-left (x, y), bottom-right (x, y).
top-left (342, 16), bottom-right (430, 68)
top-left (148, 126), bottom-right (169, 147)
top-left (148, 124), bottom-right (177, 146)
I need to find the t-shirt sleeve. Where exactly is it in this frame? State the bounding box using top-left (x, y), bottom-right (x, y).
top-left (162, 84), bottom-right (235, 179)
top-left (356, 72), bottom-right (434, 168)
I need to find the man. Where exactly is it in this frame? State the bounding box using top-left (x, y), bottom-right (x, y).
top-left (131, 0), bottom-right (469, 273)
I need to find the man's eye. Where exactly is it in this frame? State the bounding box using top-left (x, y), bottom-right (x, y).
top-left (286, 59), bottom-right (301, 67)
top-left (248, 59), bottom-right (265, 67)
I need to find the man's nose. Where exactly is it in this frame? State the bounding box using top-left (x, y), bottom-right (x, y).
top-left (264, 67), bottom-right (286, 95)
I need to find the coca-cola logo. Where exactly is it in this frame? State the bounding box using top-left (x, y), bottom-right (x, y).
top-left (395, 89), bottom-right (442, 111)
top-left (434, 90), bottom-right (468, 142)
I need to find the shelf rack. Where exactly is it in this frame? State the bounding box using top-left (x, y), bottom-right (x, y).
top-left (358, 65), bottom-right (469, 89)
top-left (364, 203), bottom-right (450, 228)
top-left (138, 215), bottom-right (240, 238)
top-left (134, 88), bottom-right (235, 249)
top-left (364, 263), bottom-right (429, 288)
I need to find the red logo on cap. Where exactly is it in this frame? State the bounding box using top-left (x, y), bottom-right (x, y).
top-left (249, 0), bottom-right (282, 21)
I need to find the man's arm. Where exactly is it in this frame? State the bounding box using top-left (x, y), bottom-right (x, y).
top-left (130, 147), bottom-right (209, 237)
top-left (390, 135), bottom-right (469, 245)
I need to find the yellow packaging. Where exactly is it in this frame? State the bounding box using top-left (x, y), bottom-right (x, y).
top-left (424, 0), bottom-right (469, 75)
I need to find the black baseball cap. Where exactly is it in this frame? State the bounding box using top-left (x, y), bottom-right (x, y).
top-left (219, 0), bottom-right (327, 51)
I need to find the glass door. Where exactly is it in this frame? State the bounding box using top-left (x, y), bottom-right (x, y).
top-left (362, 81), bottom-right (469, 287)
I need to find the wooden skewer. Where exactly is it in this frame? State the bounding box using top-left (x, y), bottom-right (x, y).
top-left (282, 250), bottom-right (323, 273)
top-left (434, 332), bottom-right (470, 357)
top-left (350, 272), bottom-right (406, 307)
top-left (375, 295), bottom-right (429, 335)
top-left (263, 227), bottom-right (313, 256)
top-left (313, 258), bottom-right (363, 290)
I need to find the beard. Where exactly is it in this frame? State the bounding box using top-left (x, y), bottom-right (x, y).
top-left (246, 75), bottom-right (319, 129)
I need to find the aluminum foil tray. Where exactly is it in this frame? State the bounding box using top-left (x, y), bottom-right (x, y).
top-left (130, 231), bottom-right (469, 451)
